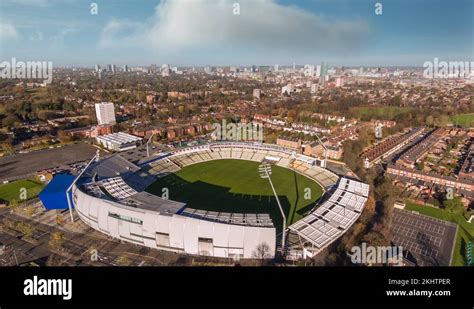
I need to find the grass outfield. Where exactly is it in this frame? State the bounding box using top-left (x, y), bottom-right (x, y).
top-left (0, 179), bottom-right (45, 202)
top-left (405, 202), bottom-right (474, 266)
top-left (451, 113), bottom-right (474, 128)
top-left (146, 159), bottom-right (324, 232)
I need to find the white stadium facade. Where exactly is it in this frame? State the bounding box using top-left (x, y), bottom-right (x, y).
top-left (70, 141), bottom-right (369, 260)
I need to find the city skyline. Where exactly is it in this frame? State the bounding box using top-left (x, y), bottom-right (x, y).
top-left (0, 0), bottom-right (472, 67)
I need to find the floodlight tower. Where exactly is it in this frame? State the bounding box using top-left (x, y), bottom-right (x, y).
top-left (258, 162), bottom-right (286, 251)
top-left (146, 132), bottom-right (157, 157)
top-left (314, 133), bottom-right (328, 168)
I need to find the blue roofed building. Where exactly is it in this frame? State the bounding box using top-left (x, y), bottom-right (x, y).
top-left (38, 174), bottom-right (76, 210)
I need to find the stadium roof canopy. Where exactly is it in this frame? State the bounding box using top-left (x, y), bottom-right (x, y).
top-left (39, 174), bottom-right (75, 210)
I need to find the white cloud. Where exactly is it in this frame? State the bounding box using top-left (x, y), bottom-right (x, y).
top-left (0, 23), bottom-right (19, 40)
top-left (99, 19), bottom-right (145, 49)
top-left (49, 27), bottom-right (76, 45)
top-left (99, 0), bottom-right (369, 59)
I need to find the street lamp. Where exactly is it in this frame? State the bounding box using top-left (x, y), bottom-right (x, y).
top-left (146, 132), bottom-right (157, 157)
top-left (258, 162), bottom-right (286, 252)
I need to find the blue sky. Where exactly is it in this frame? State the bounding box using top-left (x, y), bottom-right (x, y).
top-left (0, 0), bottom-right (472, 67)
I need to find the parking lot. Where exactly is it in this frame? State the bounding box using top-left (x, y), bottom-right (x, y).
top-left (0, 205), bottom-right (185, 266)
top-left (391, 208), bottom-right (458, 266)
top-left (0, 143), bottom-right (104, 182)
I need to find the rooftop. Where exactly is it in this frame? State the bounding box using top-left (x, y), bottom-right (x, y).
top-left (96, 132), bottom-right (142, 145)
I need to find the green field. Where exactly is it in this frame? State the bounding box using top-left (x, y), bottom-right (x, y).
top-left (405, 202), bottom-right (474, 266)
top-left (146, 159), bottom-right (324, 232)
top-left (451, 113), bottom-right (474, 128)
top-left (0, 179), bottom-right (45, 202)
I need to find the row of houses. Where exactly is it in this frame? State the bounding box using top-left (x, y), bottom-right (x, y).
top-left (361, 127), bottom-right (425, 168)
top-left (459, 143), bottom-right (474, 183)
top-left (396, 128), bottom-right (448, 168)
top-left (275, 136), bottom-right (344, 160)
top-left (131, 123), bottom-right (214, 140)
top-left (387, 164), bottom-right (474, 196)
top-left (66, 124), bottom-right (113, 139)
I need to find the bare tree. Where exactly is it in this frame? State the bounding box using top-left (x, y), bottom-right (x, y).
top-left (116, 255), bottom-right (132, 266)
top-left (25, 205), bottom-right (36, 217)
top-left (252, 242), bottom-right (272, 260)
top-left (55, 214), bottom-right (64, 226)
top-left (8, 199), bottom-right (19, 213)
top-left (16, 222), bottom-right (35, 238)
top-left (49, 231), bottom-right (64, 250)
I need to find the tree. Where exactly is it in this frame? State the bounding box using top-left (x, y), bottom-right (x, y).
top-left (55, 214), bottom-right (64, 226)
top-left (49, 232), bottom-right (64, 250)
top-left (37, 110), bottom-right (54, 121)
top-left (116, 255), bottom-right (132, 266)
top-left (8, 199), bottom-right (19, 213)
top-left (362, 230), bottom-right (390, 248)
top-left (444, 197), bottom-right (465, 216)
top-left (2, 114), bottom-right (20, 128)
top-left (57, 130), bottom-right (72, 143)
top-left (416, 162), bottom-right (425, 171)
top-left (434, 115), bottom-right (450, 127)
top-left (425, 115), bottom-right (434, 127)
top-left (252, 242), bottom-right (272, 260)
top-left (25, 205), bottom-right (36, 217)
top-left (17, 222), bottom-right (35, 238)
top-left (0, 141), bottom-right (14, 154)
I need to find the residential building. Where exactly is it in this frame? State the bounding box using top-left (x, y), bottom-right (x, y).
top-left (95, 102), bottom-right (116, 125)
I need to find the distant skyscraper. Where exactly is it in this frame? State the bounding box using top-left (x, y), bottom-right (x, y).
top-left (303, 64), bottom-right (315, 77)
top-left (111, 64), bottom-right (116, 73)
top-left (107, 64), bottom-right (112, 72)
top-left (123, 65), bottom-right (129, 72)
top-left (319, 62), bottom-right (328, 86)
top-left (161, 64), bottom-right (171, 77)
top-left (293, 62), bottom-right (296, 71)
top-left (274, 64), bottom-right (279, 72)
top-left (204, 67), bottom-right (212, 74)
top-left (315, 65), bottom-right (321, 77)
top-left (95, 102), bottom-right (116, 125)
top-left (95, 64), bottom-right (100, 72)
top-left (320, 62), bottom-right (328, 77)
